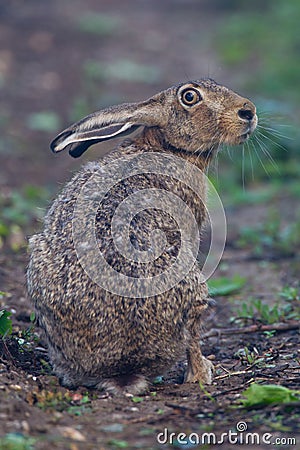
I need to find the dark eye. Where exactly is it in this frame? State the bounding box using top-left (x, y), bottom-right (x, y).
top-left (181, 88), bottom-right (202, 106)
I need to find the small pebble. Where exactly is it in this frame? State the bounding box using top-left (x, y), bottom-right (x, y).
top-left (10, 384), bottom-right (22, 391)
top-left (58, 426), bottom-right (86, 442)
top-left (21, 420), bottom-right (30, 433)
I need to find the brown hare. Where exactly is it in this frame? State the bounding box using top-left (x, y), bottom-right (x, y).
top-left (27, 79), bottom-right (257, 394)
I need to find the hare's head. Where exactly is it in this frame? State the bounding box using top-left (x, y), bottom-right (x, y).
top-left (51, 79), bottom-right (257, 158)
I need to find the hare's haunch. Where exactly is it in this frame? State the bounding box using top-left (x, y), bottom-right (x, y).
top-left (27, 79), bottom-right (257, 394)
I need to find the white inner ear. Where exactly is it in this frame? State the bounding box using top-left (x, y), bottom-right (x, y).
top-left (55, 122), bottom-right (135, 152)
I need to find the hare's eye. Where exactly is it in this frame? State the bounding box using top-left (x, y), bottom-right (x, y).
top-left (181, 89), bottom-right (202, 106)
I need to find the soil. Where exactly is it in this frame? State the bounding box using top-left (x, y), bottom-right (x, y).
top-left (0, 1), bottom-right (299, 449)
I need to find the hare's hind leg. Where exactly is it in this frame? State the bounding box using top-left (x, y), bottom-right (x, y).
top-left (184, 341), bottom-right (214, 384)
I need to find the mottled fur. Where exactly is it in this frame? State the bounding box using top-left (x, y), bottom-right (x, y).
top-left (27, 79), bottom-right (257, 394)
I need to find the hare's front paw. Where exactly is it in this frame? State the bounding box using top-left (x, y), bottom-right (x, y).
top-left (184, 355), bottom-right (214, 385)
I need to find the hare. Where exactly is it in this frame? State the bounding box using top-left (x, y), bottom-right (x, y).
top-left (27, 79), bottom-right (257, 394)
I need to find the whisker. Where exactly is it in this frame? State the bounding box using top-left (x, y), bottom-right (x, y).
top-left (252, 138), bottom-right (271, 177)
top-left (257, 124), bottom-right (292, 141)
top-left (226, 144), bottom-right (234, 162)
top-left (241, 145), bottom-right (245, 191)
top-left (254, 134), bottom-right (280, 174)
top-left (257, 110), bottom-right (293, 132)
top-left (246, 140), bottom-right (255, 182)
top-left (213, 150), bottom-right (220, 185)
top-left (256, 129), bottom-right (288, 153)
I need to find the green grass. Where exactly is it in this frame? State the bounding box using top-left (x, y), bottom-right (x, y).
top-left (0, 434), bottom-right (36, 450)
top-left (217, 1), bottom-right (300, 105)
top-left (0, 185), bottom-right (51, 250)
top-left (236, 208), bottom-right (300, 258)
top-left (214, 0), bottom-right (300, 204)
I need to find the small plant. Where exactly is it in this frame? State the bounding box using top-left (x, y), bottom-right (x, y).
top-left (0, 433), bottom-right (36, 450)
top-left (235, 346), bottom-right (265, 366)
top-left (17, 313), bottom-right (38, 349)
top-left (236, 288), bottom-right (300, 325)
top-left (31, 389), bottom-right (91, 414)
top-left (237, 298), bottom-right (279, 324)
top-left (0, 308), bottom-right (12, 339)
top-left (236, 297), bottom-right (298, 325)
top-left (279, 286), bottom-right (299, 302)
top-left (67, 394), bottom-right (91, 416)
top-left (263, 330), bottom-right (276, 339)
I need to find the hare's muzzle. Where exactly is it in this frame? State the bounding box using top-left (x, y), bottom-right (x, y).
top-left (236, 101), bottom-right (257, 143)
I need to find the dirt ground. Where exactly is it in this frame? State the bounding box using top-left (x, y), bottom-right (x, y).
top-left (0, 1), bottom-right (299, 449)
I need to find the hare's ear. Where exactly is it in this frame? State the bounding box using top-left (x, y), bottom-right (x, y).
top-left (50, 115), bottom-right (142, 158)
top-left (50, 121), bottom-right (141, 158)
top-left (50, 95), bottom-right (167, 158)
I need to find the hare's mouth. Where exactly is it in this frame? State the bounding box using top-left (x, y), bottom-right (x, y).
top-left (239, 131), bottom-right (251, 143)
top-left (238, 120), bottom-right (257, 143)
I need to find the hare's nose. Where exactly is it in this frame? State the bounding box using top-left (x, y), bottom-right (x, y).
top-left (238, 103), bottom-right (256, 122)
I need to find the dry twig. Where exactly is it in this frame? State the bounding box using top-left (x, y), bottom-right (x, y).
top-left (203, 321), bottom-right (299, 339)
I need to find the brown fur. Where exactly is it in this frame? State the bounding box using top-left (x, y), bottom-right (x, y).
top-left (27, 79), bottom-right (257, 394)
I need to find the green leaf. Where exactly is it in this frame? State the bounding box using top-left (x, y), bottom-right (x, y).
top-left (0, 309), bottom-right (12, 338)
top-left (241, 383), bottom-right (300, 407)
top-left (0, 222), bottom-right (9, 237)
top-left (208, 275), bottom-right (246, 296)
top-left (131, 396), bottom-right (144, 403)
top-left (0, 291), bottom-right (11, 298)
top-left (107, 439), bottom-right (129, 448)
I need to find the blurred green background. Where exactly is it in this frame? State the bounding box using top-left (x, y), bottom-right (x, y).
top-left (0, 0), bottom-right (299, 250)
